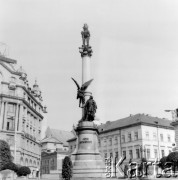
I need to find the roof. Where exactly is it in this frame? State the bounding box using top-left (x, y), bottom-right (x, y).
top-left (67, 137), bottom-right (77, 142)
top-left (98, 113), bottom-right (173, 133)
top-left (45, 127), bottom-right (75, 146)
top-left (41, 136), bottom-right (62, 144)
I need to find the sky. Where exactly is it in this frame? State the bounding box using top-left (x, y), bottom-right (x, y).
top-left (0, 0), bottom-right (178, 132)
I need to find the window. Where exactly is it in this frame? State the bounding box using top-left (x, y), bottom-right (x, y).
top-left (154, 149), bottom-right (158, 158)
top-left (136, 149), bottom-right (140, 158)
top-left (153, 132), bottom-right (157, 140)
top-left (167, 135), bottom-right (171, 142)
top-left (134, 132), bottom-right (138, 140)
top-left (122, 135), bottom-right (125, 143)
top-left (114, 136), bottom-right (118, 144)
top-left (6, 118), bottom-right (15, 131)
top-left (9, 89), bottom-right (15, 96)
top-left (110, 152), bottom-right (113, 157)
top-left (128, 133), bottom-right (131, 142)
top-left (98, 139), bottom-right (101, 147)
top-left (104, 139), bottom-right (107, 146)
top-left (161, 150), bottom-right (165, 157)
top-left (123, 151), bottom-right (126, 158)
top-left (145, 132), bottom-right (149, 139)
top-left (146, 149), bottom-right (150, 159)
top-left (160, 134), bottom-right (163, 142)
top-left (129, 150), bottom-right (133, 159)
top-left (109, 138), bottom-right (112, 145)
top-left (8, 103), bottom-right (15, 113)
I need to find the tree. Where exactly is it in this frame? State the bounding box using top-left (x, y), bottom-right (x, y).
top-left (167, 152), bottom-right (178, 172)
top-left (0, 140), bottom-right (12, 170)
top-left (159, 156), bottom-right (167, 170)
top-left (17, 166), bottom-right (31, 177)
top-left (1, 162), bottom-right (18, 173)
top-left (62, 156), bottom-right (72, 180)
top-left (167, 152), bottom-right (178, 163)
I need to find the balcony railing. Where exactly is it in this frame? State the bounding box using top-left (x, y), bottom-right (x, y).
top-left (24, 132), bottom-right (36, 141)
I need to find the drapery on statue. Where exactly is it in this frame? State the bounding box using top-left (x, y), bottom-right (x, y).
top-left (83, 96), bottom-right (97, 121)
top-left (71, 78), bottom-right (93, 107)
top-left (81, 24), bottom-right (90, 47)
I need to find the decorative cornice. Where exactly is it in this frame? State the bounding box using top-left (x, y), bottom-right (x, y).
top-left (0, 56), bottom-right (17, 64)
top-left (16, 84), bottom-right (43, 108)
top-left (0, 93), bottom-right (44, 119)
top-left (79, 46), bottom-right (93, 57)
top-left (0, 61), bottom-right (20, 76)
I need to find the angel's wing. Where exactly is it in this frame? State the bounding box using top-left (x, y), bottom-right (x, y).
top-left (71, 78), bottom-right (80, 90)
top-left (81, 79), bottom-right (93, 91)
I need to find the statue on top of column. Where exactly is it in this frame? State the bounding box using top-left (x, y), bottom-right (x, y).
top-left (81, 24), bottom-right (90, 47)
top-left (79, 24), bottom-right (93, 57)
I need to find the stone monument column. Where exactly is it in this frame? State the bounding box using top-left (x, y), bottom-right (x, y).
top-left (71, 24), bottom-right (106, 179)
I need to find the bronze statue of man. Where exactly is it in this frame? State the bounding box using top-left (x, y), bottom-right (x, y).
top-left (83, 96), bottom-right (97, 121)
top-left (81, 24), bottom-right (90, 47)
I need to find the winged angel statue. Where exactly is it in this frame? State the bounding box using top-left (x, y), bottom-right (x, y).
top-left (71, 78), bottom-right (93, 108)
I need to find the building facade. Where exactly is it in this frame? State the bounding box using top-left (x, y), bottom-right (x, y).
top-left (40, 127), bottom-right (74, 178)
top-left (68, 114), bottom-right (175, 164)
top-left (0, 55), bottom-right (46, 177)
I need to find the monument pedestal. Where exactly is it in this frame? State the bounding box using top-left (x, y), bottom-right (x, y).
top-left (71, 121), bottom-right (106, 178)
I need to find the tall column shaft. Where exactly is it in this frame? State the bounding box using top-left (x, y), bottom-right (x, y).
top-left (82, 56), bottom-right (91, 85)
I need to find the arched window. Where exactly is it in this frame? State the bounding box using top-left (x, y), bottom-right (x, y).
top-left (25, 158), bottom-right (28, 166)
top-left (29, 159), bottom-right (32, 166)
top-left (20, 157), bottom-right (23, 166)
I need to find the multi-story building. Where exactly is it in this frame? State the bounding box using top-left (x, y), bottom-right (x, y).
top-left (0, 55), bottom-right (46, 177)
top-left (68, 114), bottom-right (175, 164)
top-left (40, 127), bottom-right (74, 178)
top-left (171, 120), bottom-right (178, 151)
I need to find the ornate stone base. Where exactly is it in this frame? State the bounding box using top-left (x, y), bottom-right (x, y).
top-left (71, 121), bottom-right (106, 178)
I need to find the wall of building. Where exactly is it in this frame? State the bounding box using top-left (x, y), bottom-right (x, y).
top-left (0, 58), bottom-right (45, 178)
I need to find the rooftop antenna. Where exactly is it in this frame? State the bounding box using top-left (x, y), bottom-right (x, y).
top-left (0, 42), bottom-right (9, 57)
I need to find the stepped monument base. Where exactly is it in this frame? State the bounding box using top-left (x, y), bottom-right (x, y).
top-left (71, 121), bottom-right (106, 178)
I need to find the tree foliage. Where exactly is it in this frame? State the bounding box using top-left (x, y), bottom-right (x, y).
top-left (62, 156), bottom-right (72, 180)
top-left (1, 162), bottom-right (18, 172)
top-left (17, 166), bottom-right (31, 176)
top-left (159, 156), bottom-right (167, 170)
top-left (167, 152), bottom-right (178, 163)
top-left (0, 140), bottom-right (12, 170)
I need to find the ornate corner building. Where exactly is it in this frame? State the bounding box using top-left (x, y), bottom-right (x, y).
top-left (0, 55), bottom-right (46, 177)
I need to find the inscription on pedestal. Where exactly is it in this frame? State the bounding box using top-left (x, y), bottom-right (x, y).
top-left (80, 137), bottom-right (92, 144)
